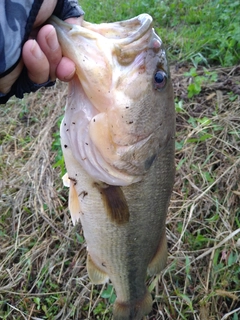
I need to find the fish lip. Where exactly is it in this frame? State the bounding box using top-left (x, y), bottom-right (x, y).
top-left (49, 13), bottom-right (153, 45)
top-left (114, 14), bottom-right (153, 45)
top-left (49, 14), bottom-right (154, 65)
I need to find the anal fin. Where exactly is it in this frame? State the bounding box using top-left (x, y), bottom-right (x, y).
top-left (63, 173), bottom-right (82, 226)
top-left (147, 230), bottom-right (168, 275)
top-left (87, 254), bottom-right (109, 284)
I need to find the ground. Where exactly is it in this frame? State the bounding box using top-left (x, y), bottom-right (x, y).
top-left (0, 64), bottom-right (239, 319)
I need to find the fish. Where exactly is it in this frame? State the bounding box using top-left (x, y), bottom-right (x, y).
top-left (50, 13), bottom-right (175, 320)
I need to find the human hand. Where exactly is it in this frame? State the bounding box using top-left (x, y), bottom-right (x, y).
top-left (0, 0), bottom-right (83, 101)
top-left (22, 17), bottom-right (83, 85)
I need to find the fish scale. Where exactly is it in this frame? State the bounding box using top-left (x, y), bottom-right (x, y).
top-left (50, 13), bottom-right (175, 319)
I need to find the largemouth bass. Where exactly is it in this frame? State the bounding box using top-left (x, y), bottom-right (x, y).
top-left (50, 14), bottom-right (175, 320)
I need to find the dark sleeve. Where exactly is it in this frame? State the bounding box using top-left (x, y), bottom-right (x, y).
top-left (54, 0), bottom-right (85, 20)
top-left (0, 0), bottom-right (84, 105)
top-left (0, 67), bottom-right (56, 104)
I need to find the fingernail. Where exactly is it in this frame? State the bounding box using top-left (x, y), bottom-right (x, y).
top-left (46, 28), bottom-right (59, 51)
top-left (64, 68), bottom-right (76, 81)
top-left (31, 40), bottom-right (43, 59)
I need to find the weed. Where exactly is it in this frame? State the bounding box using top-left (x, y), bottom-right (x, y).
top-left (0, 2), bottom-right (239, 320)
top-left (80, 0), bottom-right (240, 66)
top-left (184, 67), bottom-right (218, 98)
top-left (52, 115), bottom-right (65, 176)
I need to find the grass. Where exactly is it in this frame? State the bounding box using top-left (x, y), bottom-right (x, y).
top-left (80, 0), bottom-right (240, 66)
top-left (0, 0), bottom-right (240, 319)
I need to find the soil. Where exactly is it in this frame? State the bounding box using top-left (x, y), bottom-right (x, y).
top-left (0, 64), bottom-right (239, 319)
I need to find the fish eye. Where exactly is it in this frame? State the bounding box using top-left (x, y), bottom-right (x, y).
top-left (154, 70), bottom-right (167, 90)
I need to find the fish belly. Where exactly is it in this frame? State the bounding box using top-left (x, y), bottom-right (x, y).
top-left (61, 121), bottom-right (175, 319)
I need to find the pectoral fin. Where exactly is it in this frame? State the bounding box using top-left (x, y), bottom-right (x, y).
top-left (87, 254), bottom-right (109, 284)
top-left (69, 181), bottom-right (82, 225)
top-left (62, 172), bottom-right (70, 187)
top-left (62, 173), bottom-right (81, 225)
top-left (147, 231), bottom-right (168, 275)
top-left (94, 183), bottom-right (129, 224)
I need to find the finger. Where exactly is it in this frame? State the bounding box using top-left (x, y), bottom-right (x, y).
top-left (55, 57), bottom-right (76, 82)
top-left (22, 40), bottom-right (50, 84)
top-left (37, 25), bottom-right (62, 80)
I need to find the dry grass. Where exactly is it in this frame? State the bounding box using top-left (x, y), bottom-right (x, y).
top-left (0, 65), bottom-right (239, 320)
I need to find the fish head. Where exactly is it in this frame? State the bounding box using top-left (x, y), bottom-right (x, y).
top-left (50, 15), bottom-right (175, 186)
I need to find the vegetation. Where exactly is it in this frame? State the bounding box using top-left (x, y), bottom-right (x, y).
top-left (0, 0), bottom-right (239, 319)
top-left (81, 0), bottom-right (240, 66)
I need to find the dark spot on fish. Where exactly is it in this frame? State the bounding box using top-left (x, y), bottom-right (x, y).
top-left (75, 173), bottom-right (78, 176)
top-left (85, 142), bottom-right (88, 145)
top-left (138, 64), bottom-right (146, 74)
top-left (102, 262), bottom-right (106, 267)
top-left (72, 122), bottom-right (75, 125)
top-left (145, 154), bottom-right (157, 170)
top-left (93, 119), bottom-right (96, 122)
top-left (69, 177), bottom-right (77, 186)
top-left (126, 106), bottom-right (129, 109)
top-left (64, 144), bottom-right (68, 148)
top-left (128, 121), bottom-right (133, 124)
top-left (66, 129), bottom-right (69, 132)
top-left (94, 183), bottom-right (129, 225)
top-left (79, 191), bottom-right (88, 199)
top-left (64, 123), bottom-right (66, 126)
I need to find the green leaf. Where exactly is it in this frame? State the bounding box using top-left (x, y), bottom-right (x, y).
top-left (101, 284), bottom-right (116, 304)
top-left (76, 233), bottom-right (84, 244)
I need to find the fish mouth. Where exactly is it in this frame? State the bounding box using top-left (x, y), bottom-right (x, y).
top-left (83, 14), bottom-right (153, 45)
top-left (112, 14), bottom-right (154, 64)
top-left (49, 14), bottom-right (153, 65)
top-left (50, 14), bottom-right (165, 186)
top-left (49, 14), bottom-right (152, 43)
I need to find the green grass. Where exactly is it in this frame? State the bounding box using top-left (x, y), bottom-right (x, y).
top-left (80, 0), bottom-right (240, 66)
top-left (0, 1), bottom-right (240, 319)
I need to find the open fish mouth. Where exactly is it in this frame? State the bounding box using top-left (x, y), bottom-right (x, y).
top-left (81, 14), bottom-right (154, 64)
top-left (49, 14), bottom-right (171, 186)
top-left (50, 13), bottom-right (153, 49)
